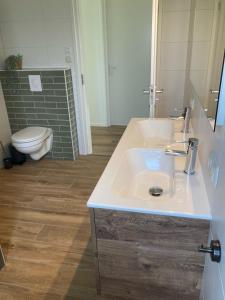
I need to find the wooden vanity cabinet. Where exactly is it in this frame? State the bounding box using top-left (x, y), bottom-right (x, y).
top-left (90, 208), bottom-right (210, 300)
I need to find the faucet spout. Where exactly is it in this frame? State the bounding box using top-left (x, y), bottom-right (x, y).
top-left (165, 137), bottom-right (199, 175)
top-left (165, 149), bottom-right (187, 157)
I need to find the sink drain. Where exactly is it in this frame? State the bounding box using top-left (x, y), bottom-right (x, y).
top-left (149, 187), bottom-right (163, 197)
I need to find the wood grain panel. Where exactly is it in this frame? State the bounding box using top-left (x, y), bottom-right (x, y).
top-left (91, 126), bottom-right (126, 156)
top-left (0, 155), bottom-right (122, 300)
top-left (93, 209), bottom-right (210, 299)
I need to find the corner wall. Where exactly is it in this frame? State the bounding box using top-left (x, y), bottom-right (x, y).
top-left (0, 83), bottom-right (11, 168)
top-left (190, 84), bottom-right (225, 300)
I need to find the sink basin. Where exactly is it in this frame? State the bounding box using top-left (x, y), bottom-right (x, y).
top-left (131, 119), bottom-right (174, 147)
top-left (112, 149), bottom-right (175, 201)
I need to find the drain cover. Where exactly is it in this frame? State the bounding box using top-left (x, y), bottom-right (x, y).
top-left (149, 187), bottom-right (163, 197)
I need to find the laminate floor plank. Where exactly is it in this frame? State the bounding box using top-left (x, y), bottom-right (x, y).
top-left (0, 149), bottom-right (122, 299)
top-left (91, 126), bottom-right (126, 156)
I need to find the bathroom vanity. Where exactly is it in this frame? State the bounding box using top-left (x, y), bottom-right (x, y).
top-left (87, 118), bottom-right (211, 300)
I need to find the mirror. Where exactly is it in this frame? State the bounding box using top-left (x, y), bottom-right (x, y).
top-left (188, 0), bottom-right (225, 129)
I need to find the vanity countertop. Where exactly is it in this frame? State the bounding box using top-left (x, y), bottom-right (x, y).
top-left (87, 118), bottom-right (211, 220)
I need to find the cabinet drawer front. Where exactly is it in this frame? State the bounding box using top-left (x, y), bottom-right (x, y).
top-left (93, 209), bottom-right (210, 300)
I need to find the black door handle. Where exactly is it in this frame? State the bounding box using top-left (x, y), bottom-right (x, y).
top-left (199, 240), bottom-right (221, 263)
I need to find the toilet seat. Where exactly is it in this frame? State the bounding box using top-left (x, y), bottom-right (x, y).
top-left (12, 127), bottom-right (48, 144)
top-left (11, 127), bottom-right (53, 160)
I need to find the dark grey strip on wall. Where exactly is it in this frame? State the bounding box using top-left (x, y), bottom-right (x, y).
top-left (0, 69), bottom-right (79, 160)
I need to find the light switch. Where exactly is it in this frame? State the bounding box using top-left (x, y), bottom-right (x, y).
top-left (29, 75), bottom-right (42, 92)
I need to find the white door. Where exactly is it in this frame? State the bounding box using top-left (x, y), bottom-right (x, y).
top-left (106, 0), bottom-right (155, 125)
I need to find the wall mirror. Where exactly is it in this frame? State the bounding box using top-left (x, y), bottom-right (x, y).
top-left (188, 0), bottom-right (225, 130)
top-left (79, 0), bottom-right (225, 132)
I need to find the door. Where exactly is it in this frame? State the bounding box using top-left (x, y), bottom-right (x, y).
top-left (106, 0), bottom-right (154, 125)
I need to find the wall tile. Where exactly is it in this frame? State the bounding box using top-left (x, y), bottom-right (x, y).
top-left (0, 69), bottom-right (78, 160)
top-left (161, 11), bottom-right (190, 42)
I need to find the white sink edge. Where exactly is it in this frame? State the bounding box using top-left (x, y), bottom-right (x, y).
top-left (87, 118), bottom-right (212, 220)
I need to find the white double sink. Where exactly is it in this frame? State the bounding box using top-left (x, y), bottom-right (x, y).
top-left (87, 118), bottom-right (211, 220)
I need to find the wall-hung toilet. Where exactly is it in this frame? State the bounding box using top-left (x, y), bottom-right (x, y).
top-left (11, 127), bottom-right (53, 160)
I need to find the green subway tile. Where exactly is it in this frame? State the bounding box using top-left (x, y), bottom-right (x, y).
top-left (54, 77), bottom-right (65, 84)
top-left (14, 102), bottom-right (34, 108)
top-left (41, 78), bottom-right (53, 84)
top-left (14, 119), bottom-right (27, 125)
top-left (27, 120), bottom-right (48, 126)
top-left (19, 78), bottom-right (29, 84)
top-left (46, 108), bottom-right (68, 114)
top-left (50, 125), bottom-right (61, 132)
top-left (20, 84), bottom-right (30, 89)
top-left (18, 90), bottom-right (33, 96)
top-left (53, 152), bottom-right (73, 159)
top-left (44, 96), bottom-right (67, 102)
top-left (15, 113), bottom-right (29, 119)
top-left (37, 114), bottom-right (56, 120)
top-left (60, 126), bottom-right (70, 132)
top-left (57, 114), bottom-right (69, 121)
top-left (34, 101), bottom-right (45, 107)
top-left (62, 147), bottom-right (73, 153)
top-left (23, 96), bottom-right (44, 102)
top-left (2, 83), bottom-right (20, 90)
top-left (44, 102), bottom-right (57, 108)
top-left (41, 70), bottom-right (64, 77)
top-left (8, 113), bottom-right (16, 119)
top-left (54, 90), bottom-right (67, 96)
top-left (25, 108), bottom-right (46, 113)
top-left (52, 147), bottom-right (63, 153)
top-left (57, 102), bottom-right (67, 108)
top-left (53, 130), bottom-right (70, 137)
top-left (18, 71), bottom-right (41, 76)
top-left (48, 120), bottom-right (69, 126)
top-left (43, 90), bottom-right (55, 96)
top-left (52, 137), bottom-right (61, 143)
top-left (6, 102), bottom-right (15, 108)
top-left (60, 137), bottom-right (72, 143)
top-left (43, 83), bottom-right (66, 90)
top-left (7, 107), bottom-right (25, 113)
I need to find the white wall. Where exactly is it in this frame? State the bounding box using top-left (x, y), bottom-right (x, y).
top-left (78, 0), bottom-right (108, 127)
top-left (0, 0), bottom-right (75, 68)
top-left (191, 87), bottom-right (225, 299)
top-left (0, 83), bottom-right (11, 168)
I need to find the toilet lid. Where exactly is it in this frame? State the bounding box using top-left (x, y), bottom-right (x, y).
top-left (12, 127), bottom-right (48, 143)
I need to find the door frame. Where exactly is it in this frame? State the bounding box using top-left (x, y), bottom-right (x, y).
top-left (150, 0), bottom-right (159, 118)
top-left (72, 0), bottom-right (159, 154)
top-left (101, 0), bottom-right (111, 126)
top-left (71, 0), bottom-right (92, 154)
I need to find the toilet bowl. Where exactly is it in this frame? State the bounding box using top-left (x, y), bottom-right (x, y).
top-left (11, 127), bottom-right (53, 160)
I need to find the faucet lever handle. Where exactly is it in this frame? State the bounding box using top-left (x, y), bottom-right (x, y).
top-left (188, 138), bottom-right (199, 148)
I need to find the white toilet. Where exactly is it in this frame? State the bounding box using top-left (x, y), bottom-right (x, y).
top-left (11, 127), bottom-right (53, 160)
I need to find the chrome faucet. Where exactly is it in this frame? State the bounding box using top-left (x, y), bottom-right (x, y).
top-left (165, 138), bottom-right (199, 175)
top-left (171, 106), bottom-right (192, 133)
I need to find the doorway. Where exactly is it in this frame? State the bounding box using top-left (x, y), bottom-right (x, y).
top-left (76, 0), bottom-right (198, 154)
top-left (78, 0), bottom-right (153, 155)
top-left (106, 0), bottom-right (152, 125)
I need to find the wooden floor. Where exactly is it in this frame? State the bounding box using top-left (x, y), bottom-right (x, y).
top-left (0, 154), bottom-right (125, 300)
top-left (91, 126), bottom-right (126, 156)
